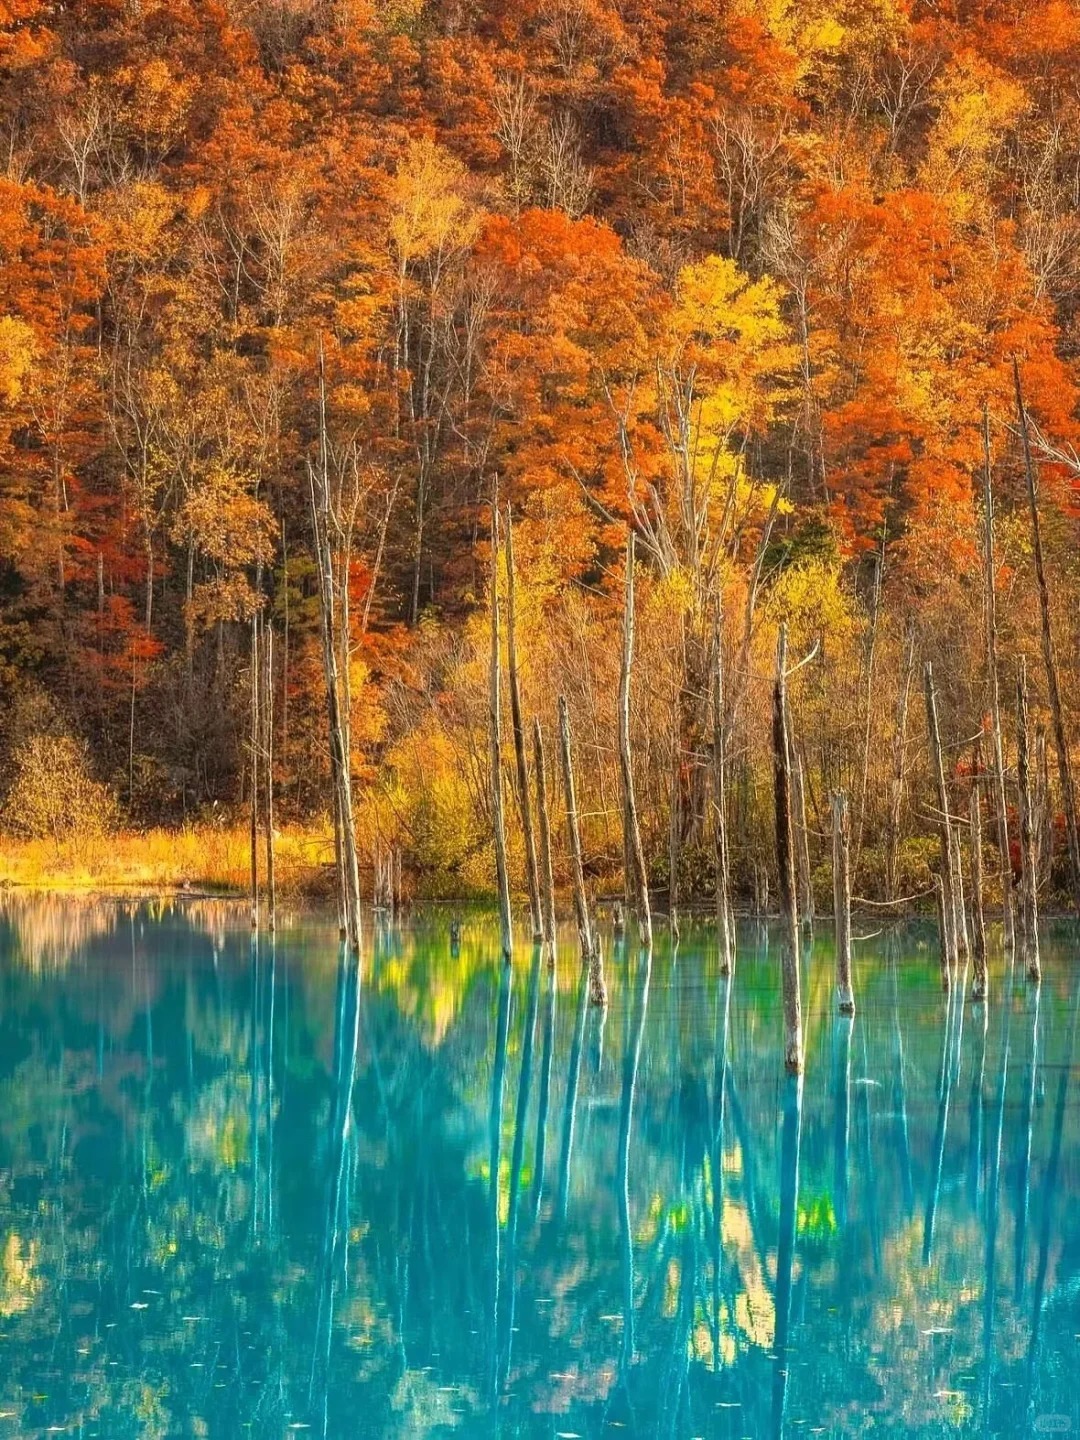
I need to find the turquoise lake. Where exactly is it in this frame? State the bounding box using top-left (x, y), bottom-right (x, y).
top-left (0, 897), bottom-right (1076, 1437)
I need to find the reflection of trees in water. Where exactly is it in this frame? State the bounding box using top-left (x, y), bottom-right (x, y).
top-left (0, 909), bottom-right (1077, 1436)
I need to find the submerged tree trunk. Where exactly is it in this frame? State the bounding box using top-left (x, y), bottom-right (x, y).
top-left (263, 622), bottom-right (276, 932)
top-left (504, 506), bottom-right (543, 943)
top-left (249, 613), bottom-right (260, 931)
top-left (970, 780), bottom-right (988, 1002)
top-left (924, 661), bottom-right (957, 984)
top-left (308, 349), bottom-right (362, 953)
top-left (559, 695), bottom-right (605, 1006)
top-left (773, 626), bottom-right (804, 1075)
top-left (712, 598), bottom-right (734, 977)
top-left (980, 410), bottom-right (1015, 948)
top-left (792, 748), bottom-right (814, 929)
top-left (832, 791), bottom-right (854, 1015)
top-left (489, 505), bottom-right (514, 968)
top-left (1014, 361), bottom-right (1080, 917)
top-left (532, 718), bottom-right (558, 970)
top-left (884, 623), bottom-right (916, 904)
top-left (1016, 658), bottom-right (1041, 983)
top-left (618, 534), bottom-right (652, 951)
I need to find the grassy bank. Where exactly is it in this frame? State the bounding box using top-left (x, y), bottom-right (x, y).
top-left (0, 824), bottom-right (337, 896)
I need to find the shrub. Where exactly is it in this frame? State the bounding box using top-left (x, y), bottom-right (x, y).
top-left (3, 733), bottom-right (118, 845)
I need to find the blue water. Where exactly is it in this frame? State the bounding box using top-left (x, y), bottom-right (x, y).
top-left (0, 897), bottom-right (1076, 1438)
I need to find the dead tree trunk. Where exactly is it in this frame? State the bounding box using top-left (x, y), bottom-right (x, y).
top-left (712, 598), bottom-right (734, 977)
top-left (884, 622), bottom-right (916, 904)
top-left (970, 780), bottom-right (988, 1002)
top-left (532, 718), bottom-right (558, 971)
top-left (934, 875), bottom-right (949, 992)
top-left (792, 748), bottom-right (814, 929)
top-left (773, 626), bottom-right (804, 1075)
top-left (980, 409), bottom-right (1015, 948)
top-left (308, 348), bottom-right (362, 953)
top-left (250, 613), bottom-right (260, 931)
top-left (924, 661), bottom-right (957, 984)
top-left (489, 505), bottom-right (514, 968)
top-left (504, 506), bottom-right (543, 943)
top-left (832, 791), bottom-right (854, 1015)
top-left (559, 695), bottom-right (605, 1006)
top-left (1014, 360), bottom-right (1080, 916)
top-left (618, 534), bottom-right (652, 951)
top-left (1016, 658), bottom-right (1041, 983)
top-left (263, 622), bottom-right (276, 932)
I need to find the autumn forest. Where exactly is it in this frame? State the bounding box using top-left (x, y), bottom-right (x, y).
top-left (3, 0), bottom-right (1080, 912)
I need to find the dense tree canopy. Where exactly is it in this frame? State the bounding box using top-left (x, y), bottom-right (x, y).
top-left (2, 0), bottom-right (1080, 897)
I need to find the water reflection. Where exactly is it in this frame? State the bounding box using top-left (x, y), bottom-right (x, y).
top-left (0, 901), bottom-right (1077, 1436)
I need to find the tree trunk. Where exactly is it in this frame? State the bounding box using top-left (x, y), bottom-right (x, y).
top-left (559, 694), bottom-right (605, 1006)
top-left (712, 598), bottom-right (734, 977)
top-left (1016, 657), bottom-right (1041, 983)
top-left (250, 613), bottom-right (260, 931)
top-left (618, 534), bottom-right (652, 951)
top-left (924, 661), bottom-right (957, 983)
top-left (489, 505), bottom-right (514, 968)
top-left (792, 748), bottom-right (814, 928)
top-left (1014, 360), bottom-right (1080, 916)
top-left (832, 791), bottom-right (854, 1015)
top-left (504, 506), bottom-right (543, 942)
top-left (263, 622), bottom-right (276, 932)
top-left (884, 623), bottom-right (915, 904)
top-left (532, 718), bottom-right (558, 970)
top-left (773, 626), bottom-right (803, 1075)
top-left (970, 780), bottom-right (988, 1002)
top-left (980, 409), bottom-right (1015, 947)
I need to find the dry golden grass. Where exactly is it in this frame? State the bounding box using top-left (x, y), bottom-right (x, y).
top-left (0, 823), bottom-right (337, 896)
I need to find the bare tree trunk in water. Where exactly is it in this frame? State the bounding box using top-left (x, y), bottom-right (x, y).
top-left (970, 779), bottom-right (988, 1001)
top-left (532, 719), bottom-right (558, 970)
top-left (250, 613), bottom-right (260, 931)
top-left (308, 345), bottom-right (362, 952)
top-left (1014, 360), bottom-right (1080, 916)
top-left (504, 507), bottom-right (542, 942)
top-left (884, 623), bottom-right (915, 903)
top-left (559, 695), bottom-right (605, 1005)
top-left (773, 626), bottom-right (803, 1075)
top-left (1016, 658), bottom-right (1041, 983)
top-left (792, 748), bottom-right (814, 929)
top-left (489, 505), bottom-right (514, 967)
top-left (712, 598), bottom-right (734, 977)
top-left (832, 791), bottom-right (854, 1015)
top-left (924, 661), bottom-right (957, 985)
top-left (618, 535), bottom-right (652, 951)
top-left (980, 410), bottom-right (1015, 948)
top-left (263, 623), bottom-right (276, 932)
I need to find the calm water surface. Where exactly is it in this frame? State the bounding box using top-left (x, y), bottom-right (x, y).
top-left (0, 897), bottom-right (1077, 1438)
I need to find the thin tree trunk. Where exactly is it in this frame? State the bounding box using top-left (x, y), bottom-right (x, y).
top-left (504, 506), bottom-right (543, 942)
top-left (832, 791), bottom-right (854, 1015)
top-left (489, 505), bottom-right (514, 968)
top-left (250, 613), bottom-right (259, 931)
top-left (884, 623), bottom-right (915, 903)
top-left (309, 344), bottom-right (362, 952)
top-left (773, 626), bottom-right (803, 1075)
top-left (618, 534), bottom-right (652, 951)
top-left (792, 748), bottom-right (814, 928)
top-left (532, 718), bottom-right (558, 970)
top-left (558, 695), bottom-right (605, 1006)
top-left (980, 409), bottom-right (1014, 947)
top-left (1016, 657), bottom-right (1041, 983)
top-left (712, 598), bottom-right (734, 977)
top-left (924, 661), bottom-right (957, 983)
top-left (970, 780), bottom-right (988, 1002)
top-left (263, 623), bottom-right (276, 932)
top-left (1014, 360), bottom-right (1080, 916)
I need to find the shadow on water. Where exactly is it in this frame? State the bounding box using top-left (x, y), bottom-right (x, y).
top-left (0, 899), bottom-right (1077, 1437)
